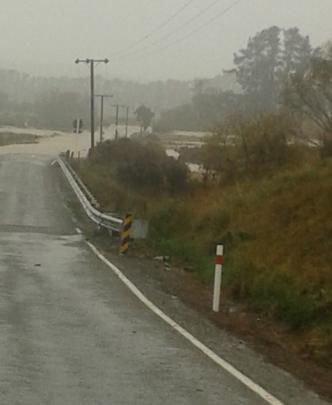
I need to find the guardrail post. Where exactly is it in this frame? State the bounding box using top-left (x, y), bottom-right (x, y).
top-left (213, 244), bottom-right (224, 312)
top-left (120, 214), bottom-right (133, 255)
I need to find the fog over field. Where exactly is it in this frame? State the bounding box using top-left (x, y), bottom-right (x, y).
top-left (1, 0), bottom-right (331, 81)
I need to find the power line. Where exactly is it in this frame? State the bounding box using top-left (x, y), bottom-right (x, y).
top-left (115, 0), bottom-right (224, 60)
top-left (143, 0), bottom-right (196, 38)
top-left (121, 0), bottom-right (157, 23)
top-left (112, 0), bottom-right (196, 57)
top-left (75, 58), bottom-right (109, 152)
top-left (122, 0), bottom-right (243, 62)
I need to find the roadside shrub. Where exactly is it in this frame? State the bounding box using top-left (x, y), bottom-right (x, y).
top-left (164, 157), bottom-right (188, 193)
top-left (245, 114), bottom-right (290, 170)
top-left (209, 112), bottom-right (297, 180)
top-left (321, 136), bottom-right (332, 158)
top-left (92, 138), bottom-right (189, 193)
top-left (116, 158), bottom-right (164, 190)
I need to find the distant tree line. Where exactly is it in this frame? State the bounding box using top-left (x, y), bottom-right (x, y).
top-left (0, 70), bottom-right (192, 130)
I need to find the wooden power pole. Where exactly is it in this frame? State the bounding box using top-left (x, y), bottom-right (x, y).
top-left (75, 58), bottom-right (109, 153)
top-left (95, 94), bottom-right (113, 143)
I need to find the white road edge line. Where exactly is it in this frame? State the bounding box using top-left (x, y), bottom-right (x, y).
top-left (87, 241), bottom-right (284, 405)
top-left (76, 227), bottom-right (82, 234)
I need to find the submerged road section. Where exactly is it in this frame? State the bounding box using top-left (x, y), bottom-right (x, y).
top-left (0, 154), bottom-right (328, 405)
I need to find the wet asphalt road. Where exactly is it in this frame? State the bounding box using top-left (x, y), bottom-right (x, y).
top-left (0, 154), bottom-right (327, 405)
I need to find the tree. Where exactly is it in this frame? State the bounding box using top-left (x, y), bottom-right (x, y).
top-left (135, 105), bottom-right (155, 132)
top-left (234, 26), bottom-right (282, 112)
top-left (234, 26), bottom-right (312, 112)
top-left (154, 91), bottom-right (243, 132)
top-left (154, 103), bottom-right (196, 132)
top-left (283, 28), bottom-right (312, 76)
top-left (284, 50), bottom-right (332, 154)
top-left (192, 91), bottom-right (243, 128)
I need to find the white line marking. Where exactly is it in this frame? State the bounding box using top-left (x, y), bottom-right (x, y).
top-left (76, 227), bottom-right (82, 234)
top-left (87, 241), bottom-right (284, 405)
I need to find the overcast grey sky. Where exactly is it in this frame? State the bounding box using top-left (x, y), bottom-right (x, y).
top-left (1, 0), bottom-right (331, 81)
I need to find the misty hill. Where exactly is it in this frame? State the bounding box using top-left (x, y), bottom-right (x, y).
top-left (0, 68), bottom-right (239, 115)
top-left (0, 69), bottom-right (190, 113)
top-left (196, 72), bottom-right (241, 94)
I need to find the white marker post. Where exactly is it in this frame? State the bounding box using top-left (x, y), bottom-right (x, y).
top-left (213, 244), bottom-right (224, 312)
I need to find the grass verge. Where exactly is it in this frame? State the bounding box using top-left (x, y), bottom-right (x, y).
top-left (73, 156), bottom-right (332, 366)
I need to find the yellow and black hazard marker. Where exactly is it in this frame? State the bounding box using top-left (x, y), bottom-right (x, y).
top-left (120, 214), bottom-right (133, 255)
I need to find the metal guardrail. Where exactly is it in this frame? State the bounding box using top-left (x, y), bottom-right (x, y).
top-left (64, 159), bottom-right (100, 209)
top-left (57, 156), bottom-right (123, 232)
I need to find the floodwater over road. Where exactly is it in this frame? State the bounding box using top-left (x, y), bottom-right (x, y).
top-left (0, 125), bottom-right (140, 157)
top-left (0, 126), bottom-right (209, 159)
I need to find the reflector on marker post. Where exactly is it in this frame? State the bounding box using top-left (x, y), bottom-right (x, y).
top-left (213, 244), bottom-right (224, 312)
